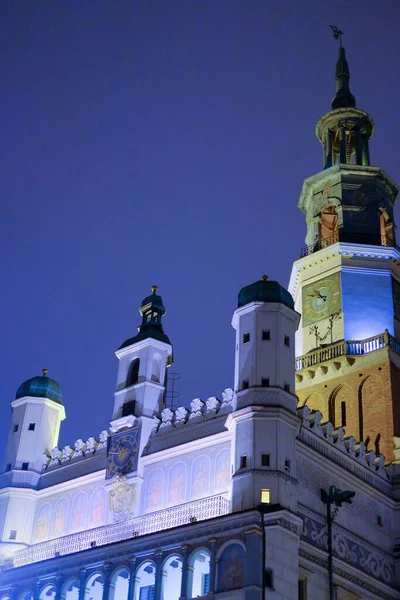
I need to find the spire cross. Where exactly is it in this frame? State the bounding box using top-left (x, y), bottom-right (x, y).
top-left (329, 25), bottom-right (343, 47)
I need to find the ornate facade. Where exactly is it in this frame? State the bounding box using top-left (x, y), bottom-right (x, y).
top-left (1, 42), bottom-right (400, 600)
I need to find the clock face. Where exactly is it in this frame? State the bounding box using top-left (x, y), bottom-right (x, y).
top-left (393, 277), bottom-right (400, 321)
top-left (106, 428), bottom-right (140, 480)
top-left (302, 273), bottom-right (341, 327)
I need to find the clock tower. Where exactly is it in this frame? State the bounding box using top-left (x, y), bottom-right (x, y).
top-left (289, 41), bottom-right (400, 461)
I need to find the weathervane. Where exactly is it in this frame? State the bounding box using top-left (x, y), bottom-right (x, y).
top-left (329, 25), bottom-right (343, 47)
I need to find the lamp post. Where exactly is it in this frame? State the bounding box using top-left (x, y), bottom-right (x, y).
top-left (321, 486), bottom-right (355, 600)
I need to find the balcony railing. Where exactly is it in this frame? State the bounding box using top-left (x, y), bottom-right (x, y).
top-left (300, 233), bottom-right (400, 258)
top-left (295, 331), bottom-right (399, 371)
top-left (0, 494), bottom-right (230, 570)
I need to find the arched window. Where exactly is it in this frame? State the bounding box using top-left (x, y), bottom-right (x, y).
top-left (84, 573), bottom-right (104, 600)
top-left (319, 206), bottom-right (338, 248)
top-left (187, 549), bottom-right (211, 598)
top-left (39, 585), bottom-right (56, 600)
top-left (380, 208), bottom-right (394, 246)
top-left (61, 579), bottom-right (80, 600)
top-left (126, 359), bottom-right (140, 387)
top-left (134, 561), bottom-right (156, 600)
top-left (151, 353), bottom-right (162, 383)
top-left (109, 568), bottom-right (130, 600)
top-left (161, 555), bottom-right (182, 600)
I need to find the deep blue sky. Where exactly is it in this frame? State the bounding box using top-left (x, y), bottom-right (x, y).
top-left (1, 1), bottom-right (400, 455)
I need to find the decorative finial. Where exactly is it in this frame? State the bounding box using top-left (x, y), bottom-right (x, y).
top-left (329, 25), bottom-right (343, 47)
top-left (262, 275), bottom-right (269, 281)
top-left (152, 285), bottom-right (158, 293)
top-left (42, 368), bottom-right (48, 377)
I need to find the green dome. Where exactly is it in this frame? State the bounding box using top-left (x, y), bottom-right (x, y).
top-left (238, 278), bottom-right (294, 310)
top-left (16, 372), bottom-right (63, 405)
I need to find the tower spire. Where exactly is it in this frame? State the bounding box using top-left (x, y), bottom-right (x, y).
top-left (330, 27), bottom-right (356, 109)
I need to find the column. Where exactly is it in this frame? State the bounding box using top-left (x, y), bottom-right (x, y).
top-left (339, 126), bottom-right (347, 164)
top-left (127, 557), bottom-right (137, 600)
top-left (362, 135), bottom-right (370, 166)
top-left (33, 581), bottom-right (41, 600)
top-left (55, 574), bottom-right (64, 600)
top-left (78, 568), bottom-right (87, 600)
top-left (179, 545), bottom-right (190, 600)
top-left (10, 586), bottom-right (19, 600)
top-left (209, 538), bottom-right (218, 593)
top-left (154, 552), bottom-right (163, 600)
top-left (102, 563), bottom-right (113, 600)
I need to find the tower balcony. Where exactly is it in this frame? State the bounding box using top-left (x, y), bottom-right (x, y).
top-left (295, 330), bottom-right (400, 376)
top-left (300, 232), bottom-right (399, 258)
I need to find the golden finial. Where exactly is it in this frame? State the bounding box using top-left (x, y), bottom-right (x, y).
top-left (152, 285), bottom-right (158, 293)
top-left (262, 275), bottom-right (269, 281)
top-left (42, 368), bottom-right (48, 377)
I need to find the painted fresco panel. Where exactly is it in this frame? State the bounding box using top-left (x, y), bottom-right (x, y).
top-left (191, 455), bottom-right (211, 499)
top-left (90, 487), bottom-right (107, 526)
top-left (167, 463), bottom-right (186, 505)
top-left (214, 448), bottom-right (230, 492)
top-left (145, 469), bottom-right (164, 512)
top-left (70, 493), bottom-right (88, 532)
top-left (52, 498), bottom-right (68, 537)
top-left (217, 543), bottom-right (245, 592)
top-left (34, 504), bottom-right (51, 543)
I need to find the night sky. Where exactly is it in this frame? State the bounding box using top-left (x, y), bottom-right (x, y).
top-left (1, 1), bottom-right (400, 457)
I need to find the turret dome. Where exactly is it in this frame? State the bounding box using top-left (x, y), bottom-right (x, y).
top-left (238, 277), bottom-right (294, 310)
top-left (15, 370), bottom-right (63, 405)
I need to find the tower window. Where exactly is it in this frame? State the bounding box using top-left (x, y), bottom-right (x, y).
top-left (284, 335), bottom-right (290, 347)
top-left (242, 380), bottom-right (249, 390)
top-left (243, 332), bottom-right (250, 344)
top-left (122, 400), bottom-right (136, 417)
top-left (261, 488), bottom-right (271, 503)
top-left (261, 454), bottom-right (270, 466)
top-left (284, 383), bottom-right (290, 392)
top-left (13, 424), bottom-right (18, 433)
top-left (261, 378), bottom-right (270, 387)
top-left (341, 401), bottom-right (346, 427)
top-left (298, 578), bottom-right (307, 600)
top-left (240, 455), bottom-right (247, 468)
top-left (21, 462), bottom-right (29, 471)
top-left (284, 459), bottom-right (291, 472)
top-left (6, 463), bottom-right (11, 472)
top-left (28, 423), bottom-right (35, 431)
top-left (265, 568), bottom-right (274, 589)
top-left (9, 530), bottom-right (17, 541)
top-left (126, 358), bottom-right (140, 387)
top-left (377, 514), bottom-right (383, 527)
top-left (262, 330), bottom-right (271, 340)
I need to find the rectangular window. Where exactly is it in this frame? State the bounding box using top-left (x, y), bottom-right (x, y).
top-left (284, 335), bottom-right (290, 347)
top-left (262, 330), bottom-right (270, 340)
top-left (9, 530), bottom-right (17, 541)
top-left (28, 423), bottom-right (35, 431)
top-left (341, 401), bottom-right (347, 427)
top-left (261, 378), bottom-right (270, 387)
top-left (202, 573), bottom-right (210, 594)
top-left (240, 455), bottom-right (247, 468)
top-left (285, 459), bottom-right (291, 472)
top-left (122, 400), bottom-right (136, 417)
top-left (6, 463), bottom-right (11, 472)
top-left (21, 462), bottom-right (29, 471)
top-left (284, 383), bottom-right (290, 392)
top-left (298, 578), bottom-right (307, 600)
top-left (243, 332), bottom-right (250, 344)
top-left (242, 380), bottom-right (249, 390)
top-left (261, 488), bottom-right (271, 504)
top-left (13, 424), bottom-right (18, 433)
top-left (139, 586), bottom-right (155, 600)
top-left (261, 454), bottom-right (270, 467)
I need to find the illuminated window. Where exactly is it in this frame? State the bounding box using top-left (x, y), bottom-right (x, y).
top-left (240, 455), bottom-right (247, 468)
top-left (284, 335), bottom-right (290, 347)
top-left (28, 423), bottom-right (35, 431)
top-left (9, 529), bottom-right (17, 540)
top-left (262, 330), bottom-right (271, 340)
top-left (261, 454), bottom-right (270, 466)
top-left (243, 332), bottom-right (250, 344)
top-left (261, 378), bottom-right (270, 387)
top-left (261, 488), bottom-right (271, 503)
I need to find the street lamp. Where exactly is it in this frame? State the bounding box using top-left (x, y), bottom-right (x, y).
top-left (321, 486), bottom-right (355, 600)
